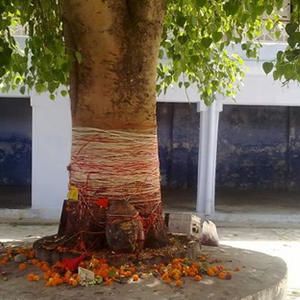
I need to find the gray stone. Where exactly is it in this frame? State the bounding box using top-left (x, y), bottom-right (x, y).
top-left (13, 253), bottom-right (27, 263)
top-left (186, 240), bottom-right (201, 260)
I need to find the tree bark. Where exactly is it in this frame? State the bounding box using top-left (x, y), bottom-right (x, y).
top-left (61, 0), bottom-right (166, 249)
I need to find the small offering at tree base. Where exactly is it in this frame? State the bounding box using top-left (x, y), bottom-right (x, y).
top-left (165, 213), bottom-right (201, 239)
top-left (106, 199), bottom-right (144, 253)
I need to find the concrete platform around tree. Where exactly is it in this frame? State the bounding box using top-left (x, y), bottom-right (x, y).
top-left (0, 244), bottom-right (287, 300)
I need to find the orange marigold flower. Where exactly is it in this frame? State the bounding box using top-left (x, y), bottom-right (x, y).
top-left (218, 271), bottom-right (232, 280)
top-left (0, 256), bottom-right (9, 265)
top-left (40, 262), bottom-right (50, 272)
top-left (170, 269), bottom-right (182, 280)
top-left (194, 275), bottom-right (202, 281)
top-left (19, 263), bottom-right (27, 271)
top-left (132, 274), bottom-right (139, 281)
top-left (175, 279), bottom-right (183, 287)
top-left (30, 259), bottom-right (39, 265)
top-left (207, 267), bottom-right (217, 277)
top-left (161, 272), bottom-right (169, 281)
top-left (27, 273), bottom-right (40, 281)
top-left (124, 271), bottom-right (132, 278)
top-left (43, 271), bottom-right (52, 280)
top-left (27, 250), bottom-right (35, 259)
top-left (63, 270), bottom-right (73, 281)
top-left (67, 277), bottom-right (79, 287)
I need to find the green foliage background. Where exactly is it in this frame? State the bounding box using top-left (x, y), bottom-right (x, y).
top-left (0, 0), bottom-right (295, 104)
top-left (263, 1), bottom-right (300, 84)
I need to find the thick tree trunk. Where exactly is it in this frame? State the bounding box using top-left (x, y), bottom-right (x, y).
top-left (60, 0), bottom-right (166, 250)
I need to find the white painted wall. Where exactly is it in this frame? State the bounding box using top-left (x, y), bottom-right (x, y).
top-left (31, 92), bottom-right (71, 220)
top-left (0, 90), bottom-right (71, 222)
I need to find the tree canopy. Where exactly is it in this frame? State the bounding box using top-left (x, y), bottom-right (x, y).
top-left (267, 1), bottom-right (300, 84)
top-left (0, 0), bottom-right (297, 104)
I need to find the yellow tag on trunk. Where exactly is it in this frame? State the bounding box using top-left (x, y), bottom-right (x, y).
top-left (67, 185), bottom-right (79, 201)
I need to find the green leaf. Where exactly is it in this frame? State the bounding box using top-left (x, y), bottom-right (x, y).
top-left (273, 70), bottom-right (279, 80)
top-left (191, 55), bottom-right (199, 64)
top-left (36, 82), bottom-right (45, 93)
top-left (20, 86), bottom-right (26, 94)
top-left (292, 32), bottom-right (300, 46)
top-left (176, 13), bottom-right (186, 27)
top-left (265, 19), bottom-right (274, 31)
top-left (276, 51), bottom-right (283, 61)
top-left (61, 90), bottom-right (68, 97)
top-left (195, 0), bottom-right (207, 7)
top-left (158, 49), bottom-right (164, 59)
top-left (212, 32), bottom-right (223, 43)
top-left (275, 30), bottom-right (281, 40)
top-left (108, 268), bottom-right (117, 278)
top-left (0, 67), bottom-right (6, 77)
top-left (262, 62), bottom-right (273, 74)
top-left (286, 23), bottom-right (298, 36)
top-left (0, 44), bottom-right (12, 66)
top-left (178, 35), bottom-right (188, 44)
top-left (201, 37), bottom-right (212, 48)
top-left (287, 36), bottom-right (297, 48)
top-left (266, 5), bottom-right (273, 15)
top-left (224, 0), bottom-right (240, 16)
top-left (173, 55), bottom-right (181, 63)
top-left (184, 82), bottom-right (190, 88)
top-left (95, 276), bottom-right (103, 284)
top-left (241, 43), bottom-right (248, 50)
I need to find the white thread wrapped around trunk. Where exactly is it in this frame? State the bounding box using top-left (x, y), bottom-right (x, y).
top-left (69, 127), bottom-right (162, 217)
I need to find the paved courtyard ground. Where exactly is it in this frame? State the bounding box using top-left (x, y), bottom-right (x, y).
top-left (0, 224), bottom-right (298, 299)
top-left (219, 227), bottom-right (300, 300)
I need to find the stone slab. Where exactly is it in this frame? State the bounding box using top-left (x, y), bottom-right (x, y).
top-left (0, 245), bottom-right (287, 300)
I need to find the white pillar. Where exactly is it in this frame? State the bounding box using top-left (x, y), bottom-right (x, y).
top-left (31, 91), bottom-right (71, 220)
top-left (196, 100), bottom-right (223, 215)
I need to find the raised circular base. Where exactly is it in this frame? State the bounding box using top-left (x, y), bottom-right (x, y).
top-left (0, 245), bottom-right (287, 300)
top-left (32, 234), bottom-right (188, 266)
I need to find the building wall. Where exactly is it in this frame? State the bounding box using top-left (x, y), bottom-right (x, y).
top-left (158, 103), bottom-right (199, 189)
top-left (0, 90), bottom-right (71, 220)
top-left (217, 105), bottom-right (289, 190)
top-left (31, 93), bottom-right (71, 219)
top-left (0, 98), bottom-right (31, 186)
top-left (157, 103), bottom-right (300, 191)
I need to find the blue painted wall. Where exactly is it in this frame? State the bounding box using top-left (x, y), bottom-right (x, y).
top-left (217, 106), bottom-right (289, 190)
top-left (158, 103), bottom-right (199, 189)
top-left (0, 98), bottom-right (32, 186)
top-left (157, 103), bottom-right (300, 191)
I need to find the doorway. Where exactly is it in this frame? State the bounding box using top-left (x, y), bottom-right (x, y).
top-left (216, 105), bottom-right (300, 214)
top-left (0, 98), bottom-right (32, 208)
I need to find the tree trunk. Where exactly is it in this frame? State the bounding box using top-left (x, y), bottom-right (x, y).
top-left (60, 0), bottom-right (167, 250)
